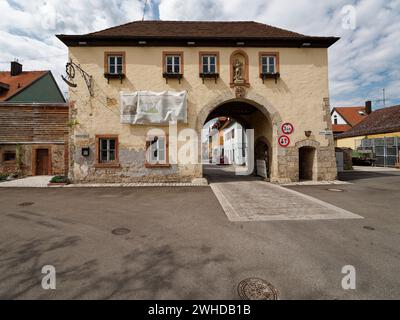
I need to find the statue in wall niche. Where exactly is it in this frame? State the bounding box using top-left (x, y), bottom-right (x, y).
top-left (233, 59), bottom-right (244, 84)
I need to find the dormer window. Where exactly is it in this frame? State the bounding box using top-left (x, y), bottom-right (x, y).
top-left (259, 52), bottom-right (280, 83)
top-left (334, 115), bottom-right (338, 125)
top-left (163, 52), bottom-right (184, 84)
top-left (104, 52), bottom-right (126, 83)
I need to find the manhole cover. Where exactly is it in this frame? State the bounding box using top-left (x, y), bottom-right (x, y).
top-left (327, 188), bottom-right (344, 192)
top-left (112, 228), bottom-right (131, 236)
top-left (238, 278), bottom-right (279, 300)
top-left (363, 226), bottom-right (375, 231)
top-left (18, 202), bottom-right (34, 207)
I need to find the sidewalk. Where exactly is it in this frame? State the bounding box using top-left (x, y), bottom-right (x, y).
top-left (0, 176), bottom-right (54, 188)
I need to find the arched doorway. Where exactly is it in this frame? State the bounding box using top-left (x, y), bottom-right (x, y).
top-left (200, 98), bottom-right (274, 182)
top-left (255, 138), bottom-right (270, 179)
top-left (299, 146), bottom-right (316, 181)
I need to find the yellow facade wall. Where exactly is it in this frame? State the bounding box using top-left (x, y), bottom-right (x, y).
top-left (336, 132), bottom-right (400, 149)
top-left (68, 45), bottom-right (335, 182)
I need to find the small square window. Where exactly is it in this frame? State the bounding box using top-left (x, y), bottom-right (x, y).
top-left (3, 152), bottom-right (16, 162)
top-left (98, 138), bottom-right (118, 163)
top-left (147, 136), bottom-right (168, 165)
top-left (261, 54), bottom-right (277, 74)
top-left (165, 55), bottom-right (181, 74)
top-left (201, 54), bottom-right (218, 74)
top-left (107, 55), bottom-right (124, 75)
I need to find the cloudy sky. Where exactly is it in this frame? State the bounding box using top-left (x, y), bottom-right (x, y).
top-left (0, 0), bottom-right (399, 109)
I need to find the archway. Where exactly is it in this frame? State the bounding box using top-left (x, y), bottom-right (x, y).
top-left (255, 137), bottom-right (271, 178)
top-left (299, 146), bottom-right (316, 181)
top-left (199, 97), bottom-right (277, 182)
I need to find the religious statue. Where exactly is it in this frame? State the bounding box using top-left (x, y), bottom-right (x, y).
top-left (233, 59), bottom-right (244, 83)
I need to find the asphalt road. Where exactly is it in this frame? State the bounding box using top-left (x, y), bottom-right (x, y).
top-left (0, 169), bottom-right (399, 299)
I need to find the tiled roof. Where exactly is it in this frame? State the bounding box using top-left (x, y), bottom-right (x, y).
top-left (57, 20), bottom-right (339, 48)
top-left (332, 124), bottom-right (351, 133)
top-left (87, 20), bottom-right (307, 38)
top-left (337, 105), bottom-right (400, 138)
top-left (0, 71), bottom-right (48, 101)
top-left (334, 106), bottom-right (367, 126)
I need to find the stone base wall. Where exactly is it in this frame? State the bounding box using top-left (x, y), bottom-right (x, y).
top-left (0, 144), bottom-right (67, 177)
top-left (71, 145), bottom-right (199, 184)
top-left (273, 138), bottom-right (337, 183)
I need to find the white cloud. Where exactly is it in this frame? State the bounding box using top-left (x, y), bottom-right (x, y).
top-left (0, 0), bottom-right (399, 107)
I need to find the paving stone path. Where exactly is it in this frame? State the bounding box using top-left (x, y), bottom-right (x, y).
top-left (205, 165), bottom-right (362, 222)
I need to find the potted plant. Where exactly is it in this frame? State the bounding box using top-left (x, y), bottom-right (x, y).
top-left (48, 176), bottom-right (70, 187)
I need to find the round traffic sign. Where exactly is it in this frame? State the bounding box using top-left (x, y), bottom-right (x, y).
top-left (278, 135), bottom-right (291, 148)
top-left (281, 123), bottom-right (294, 135)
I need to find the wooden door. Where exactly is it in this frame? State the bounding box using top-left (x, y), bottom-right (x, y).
top-left (36, 149), bottom-right (49, 175)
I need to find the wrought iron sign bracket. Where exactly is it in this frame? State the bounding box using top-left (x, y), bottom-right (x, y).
top-left (62, 60), bottom-right (94, 96)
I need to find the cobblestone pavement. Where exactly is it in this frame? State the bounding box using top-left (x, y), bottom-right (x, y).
top-left (205, 165), bottom-right (362, 222)
top-left (0, 176), bottom-right (54, 188)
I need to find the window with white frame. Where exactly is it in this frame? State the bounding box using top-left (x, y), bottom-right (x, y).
top-left (202, 55), bottom-right (217, 74)
top-left (99, 138), bottom-right (117, 163)
top-left (166, 55), bottom-right (181, 74)
top-left (108, 55), bottom-right (123, 74)
top-left (261, 55), bottom-right (277, 74)
top-left (147, 136), bottom-right (167, 164)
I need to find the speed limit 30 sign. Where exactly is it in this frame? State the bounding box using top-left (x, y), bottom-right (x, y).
top-left (278, 135), bottom-right (291, 148)
top-left (281, 123), bottom-right (294, 135)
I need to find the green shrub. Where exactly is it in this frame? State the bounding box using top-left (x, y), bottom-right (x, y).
top-left (0, 173), bottom-right (9, 181)
top-left (50, 176), bottom-right (70, 184)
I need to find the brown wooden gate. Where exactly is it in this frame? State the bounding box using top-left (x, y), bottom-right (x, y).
top-left (36, 149), bottom-right (50, 175)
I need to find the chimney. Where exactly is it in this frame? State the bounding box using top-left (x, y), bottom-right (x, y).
top-left (11, 60), bottom-right (23, 76)
top-left (365, 100), bottom-right (372, 115)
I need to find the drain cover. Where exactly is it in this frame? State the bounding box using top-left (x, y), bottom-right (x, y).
top-left (238, 278), bottom-right (279, 300)
top-left (112, 228), bottom-right (131, 236)
top-left (327, 188), bottom-right (344, 192)
top-left (18, 202), bottom-right (34, 207)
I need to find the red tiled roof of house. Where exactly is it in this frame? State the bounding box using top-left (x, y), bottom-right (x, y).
top-left (334, 106), bottom-right (367, 126)
top-left (332, 124), bottom-right (352, 133)
top-left (337, 105), bottom-right (400, 138)
top-left (0, 71), bottom-right (48, 101)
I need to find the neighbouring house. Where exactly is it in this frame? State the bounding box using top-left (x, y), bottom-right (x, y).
top-left (336, 103), bottom-right (400, 167)
top-left (57, 20), bottom-right (339, 183)
top-left (207, 117), bottom-right (246, 165)
top-left (0, 61), bottom-right (69, 176)
top-left (331, 105), bottom-right (369, 136)
top-left (222, 120), bottom-right (246, 166)
top-left (208, 117), bottom-right (229, 165)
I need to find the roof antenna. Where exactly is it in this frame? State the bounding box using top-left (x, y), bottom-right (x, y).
top-left (142, 0), bottom-right (148, 21)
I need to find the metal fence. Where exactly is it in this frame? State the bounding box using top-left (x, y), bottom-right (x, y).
top-left (359, 137), bottom-right (400, 167)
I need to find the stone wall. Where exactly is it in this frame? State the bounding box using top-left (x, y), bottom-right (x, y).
top-left (274, 139), bottom-right (337, 183)
top-left (0, 144), bottom-right (67, 177)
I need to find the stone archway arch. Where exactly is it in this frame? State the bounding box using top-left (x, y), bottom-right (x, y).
top-left (295, 139), bottom-right (321, 149)
top-left (196, 91), bottom-right (282, 132)
top-left (197, 91), bottom-right (282, 181)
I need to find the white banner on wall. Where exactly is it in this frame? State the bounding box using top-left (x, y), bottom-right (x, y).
top-left (120, 91), bottom-right (188, 125)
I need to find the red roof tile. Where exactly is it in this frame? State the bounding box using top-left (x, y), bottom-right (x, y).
top-left (332, 124), bottom-right (351, 133)
top-left (0, 71), bottom-right (48, 101)
top-left (337, 105), bottom-right (400, 138)
top-left (334, 106), bottom-right (367, 127)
